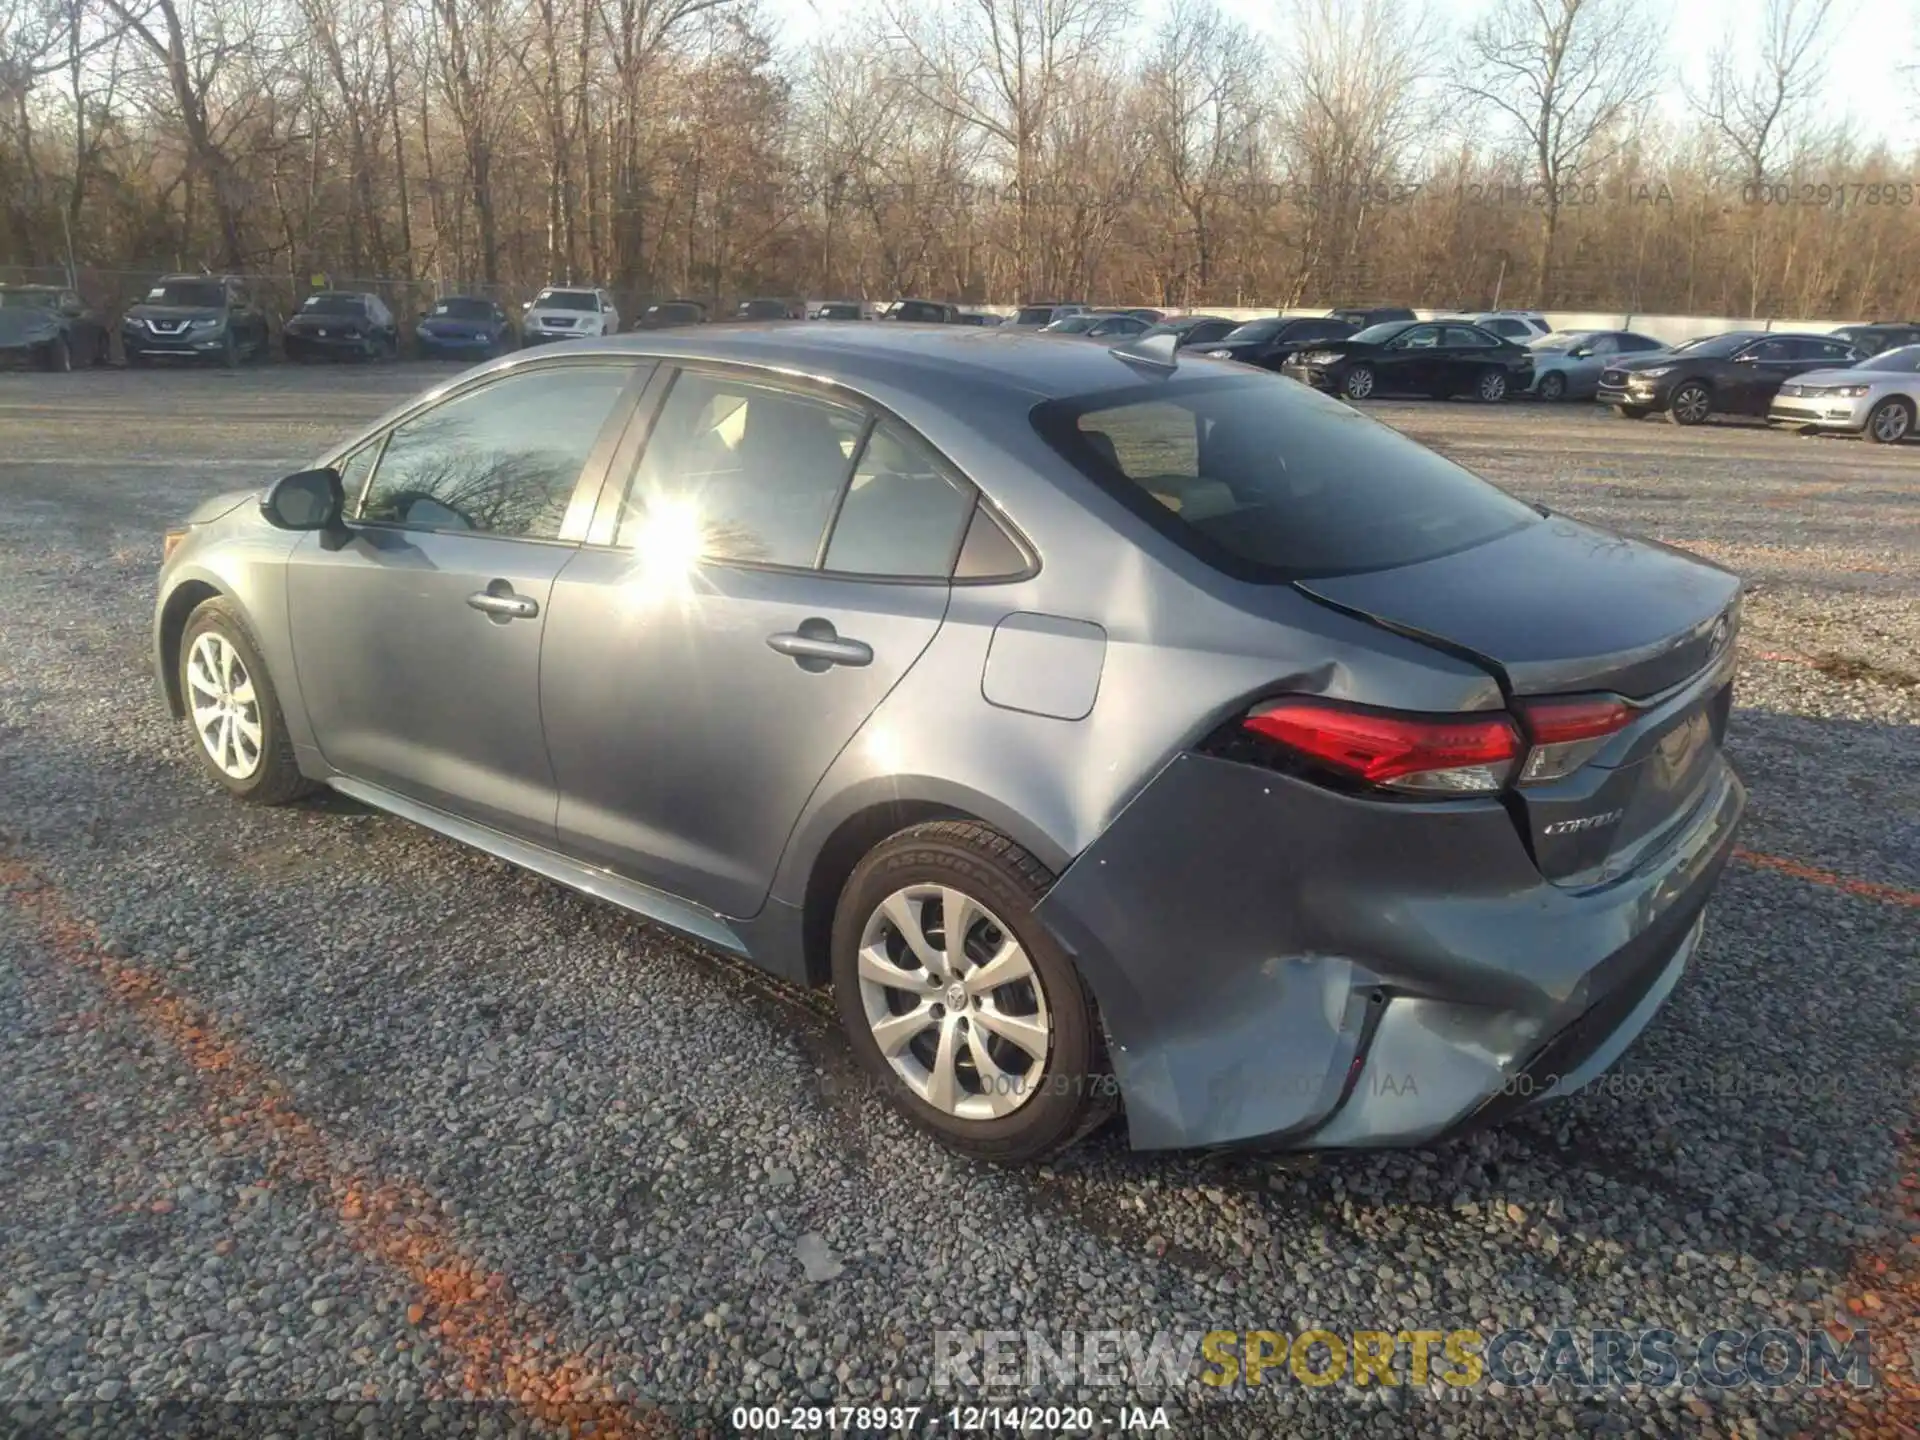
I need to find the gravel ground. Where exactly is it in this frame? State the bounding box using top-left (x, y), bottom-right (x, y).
top-left (0, 365), bottom-right (1915, 1439)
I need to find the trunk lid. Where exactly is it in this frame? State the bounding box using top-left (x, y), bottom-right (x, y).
top-left (1296, 516), bottom-right (1742, 884)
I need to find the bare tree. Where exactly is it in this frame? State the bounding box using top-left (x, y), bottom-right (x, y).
top-left (881, 0), bottom-right (1128, 296)
top-left (1454, 0), bottom-right (1662, 305)
top-left (1278, 0), bottom-right (1434, 303)
top-left (1137, 0), bottom-right (1261, 300)
top-left (1690, 0), bottom-right (1841, 192)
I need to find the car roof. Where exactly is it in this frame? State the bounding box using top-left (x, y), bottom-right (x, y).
top-left (548, 323), bottom-right (1243, 403)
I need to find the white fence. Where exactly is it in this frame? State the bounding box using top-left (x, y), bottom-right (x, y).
top-left (980, 305), bottom-right (1894, 345)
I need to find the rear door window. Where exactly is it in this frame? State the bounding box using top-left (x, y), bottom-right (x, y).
top-left (823, 420), bottom-right (976, 578)
top-left (1032, 373), bottom-right (1539, 580)
top-left (617, 371), bottom-right (866, 568)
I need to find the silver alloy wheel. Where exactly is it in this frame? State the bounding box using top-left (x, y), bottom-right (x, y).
top-left (856, 884), bottom-right (1052, 1120)
top-left (1673, 384), bottom-right (1711, 424)
top-left (1344, 367), bottom-right (1374, 400)
top-left (1478, 370), bottom-right (1507, 402)
top-left (186, 631), bottom-right (264, 779)
top-left (1870, 399), bottom-right (1912, 443)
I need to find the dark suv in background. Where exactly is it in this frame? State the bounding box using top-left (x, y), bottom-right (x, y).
top-left (1597, 331), bottom-right (1861, 424)
top-left (1826, 322), bottom-right (1920, 357)
top-left (1328, 304), bottom-right (1417, 329)
top-left (122, 275), bottom-right (272, 367)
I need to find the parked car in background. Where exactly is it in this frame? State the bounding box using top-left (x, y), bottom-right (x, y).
top-left (736, 298), bottom-right (804, 320)
top-left (415, 296), bottom-right (516, 360)
top-left (1141, 314), bottom-right (1239, 349)
top-left (0, 285), bottom-right (108, 370)
top-left (522, 286), bottom-right (619, 344)
top-left (1766, 343), bottom-right (1920, 444)
top-left (1327, 304), bottom-right (1417, 329)
top-left (1524, 329), bottom-right (1666, 400)
top-left (1198, 315), bottom-right (1356, 370)
top-left (1596, 331), bottom-right (1860, 425)
top-left (1007, 302), bottom-right (1088, 328)
top-left (1040, 311), bottom-right (1153, 340)
top-left (122, 274), bottom-right (271, 368)
top-left (1461, 311), bottom-right (1553, 343)
top-left (283, 292), bottom-right (399, 362)
top-left (955, 312), bottom-right (1003, 327)
top-left (881, 299), bottom-right (961, 323)
top-left (1119, 308), bottom-right (1165, 322)
top-left (1824, 322), bottom-right (1920, 357)
top-left (1281, 319), bottom-right (1533, 402)
top-left (638, 300), bottom-right (708, 329)
top-left (811, 301), bottom-right (872, 321)
top-left (154, 324), bottom-right (1745, 1163)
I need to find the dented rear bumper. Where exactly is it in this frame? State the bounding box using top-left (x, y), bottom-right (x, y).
top-left (1033, 750), bottom-right (1745, 1150)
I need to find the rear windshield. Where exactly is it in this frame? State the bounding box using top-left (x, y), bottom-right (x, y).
top-left (1223, 318), bottom-right (1286, 342)
top-left (147, 280), bottom-right (225, 307)
top-left (433, 298), bottom-right (494, 319)
top-left (817, 303), bottom-right (863, 319)
top-left (1014, 307), bottom-right (1056, 325)
top-left (536, 289), bottom-right (598, 310)
top-left (1031, 374), bottom-right (1539, 580)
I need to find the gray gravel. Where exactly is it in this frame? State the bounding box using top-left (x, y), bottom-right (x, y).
top-left (0, 368), bottom-right (1915, 1438)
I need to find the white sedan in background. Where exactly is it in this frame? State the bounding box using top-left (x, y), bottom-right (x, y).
top-left (1766, 343), bottom-right (1920, 444)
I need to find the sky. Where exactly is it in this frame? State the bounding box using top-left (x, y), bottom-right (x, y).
top-left (765, 0), bottom-right (1919, 154)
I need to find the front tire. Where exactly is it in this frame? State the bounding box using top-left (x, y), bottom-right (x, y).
top-left (1865, 396), bottom-right (1914, 444)
top-left (831, 821), bottom-right (1110, 1163)
top-left (1668, 382), bottom-right (1711, 426)
top-left (41, 334), bottom-right (72, 372)
top-left (178, 598), bottom-right (315, 805)
top-left (1535, 371), bottom-right (1567, 401)
top-left (220, 331), bottom-right (238, 369)
top-left (1341, 364), bottom-right (1376, 401)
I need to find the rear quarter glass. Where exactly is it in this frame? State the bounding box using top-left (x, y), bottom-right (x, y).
top-left (1029, 373), bottom-right (1540, 582)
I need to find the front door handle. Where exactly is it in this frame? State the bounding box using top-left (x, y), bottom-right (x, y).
top-left (768, 620), bottom-right (872, 670)
top-left (467, 583), bottom-right (539, 621)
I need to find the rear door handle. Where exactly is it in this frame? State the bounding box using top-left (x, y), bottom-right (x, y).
top-left (467, 584), bottom-right (539, 620)
top-left (767, 622), bottom-right (872, 669)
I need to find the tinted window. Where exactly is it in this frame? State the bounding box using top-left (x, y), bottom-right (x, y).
top-left (1014, 307), bottom-right (1056, 325)
top-left (433, 298), bottom-right (495, 320)
top-left (617, 372), bottom-right (864, 567)
top-left (1809, 339), bottom-right (1855, 361)
top-left (1394, 325), bottom-right (1443, 349)
top-left (1445, 325), bottom-right (1496, 347)
top-left (1033, 373), bottom-right (1538, 580)
top-left (302, 294), bottom-right (363, 315)
top-left (359, 365), bottom-right (633, 537)
top-left (1351, 322), bottom-right (1409, 345)
top-left (1617, 333), bottom-right (1663, 353)
top-left (1188, 320), bottom-right (1235, 344)
top-left (1744, 338), bottom-right (1793, 361)
top-left (824, 420), bottom-right (975, 578)
top-left (1673, 333), bottom-right (1759, 357)
top-left (1481, 318), bottom-right (1527, 338)
top-left (1223, 318), bottom-right (1285, 342)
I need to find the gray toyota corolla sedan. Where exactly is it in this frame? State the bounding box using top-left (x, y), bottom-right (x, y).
top-left (154, 325), bottom-right (1746, 1162)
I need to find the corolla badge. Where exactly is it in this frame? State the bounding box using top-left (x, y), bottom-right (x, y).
top-left (1543, 810), bottom-right (1625, 837)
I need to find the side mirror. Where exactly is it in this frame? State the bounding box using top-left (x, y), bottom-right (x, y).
top-left (1569, 347), bottom-right (1593, 359)
top-left (262, 467), bottom-right (345, 534)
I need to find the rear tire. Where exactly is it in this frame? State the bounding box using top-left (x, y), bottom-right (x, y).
top-left (1865, 396), bottom-right (1914, 445)
top-left (177, 597), bottom-right (316, 806)
top-left (1668, 382), bottom-right (1711, 426)
top-left (831, 821), bottom-right (1111, 1164)
top-left (1475, 367), bottom-right (1510, 403)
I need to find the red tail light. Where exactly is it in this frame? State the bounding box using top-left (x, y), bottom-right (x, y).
top-left (1241, 699), bottom-right (1522, 795)
top-left (1516, 695), bottom-right (1636, 784)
